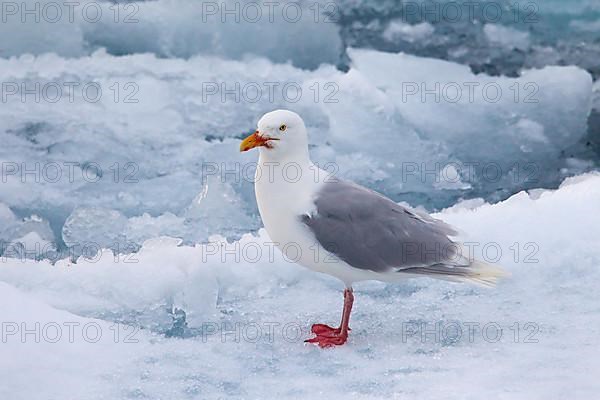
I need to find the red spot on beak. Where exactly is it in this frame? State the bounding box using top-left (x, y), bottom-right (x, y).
top-left (239, 131), bottom-right (278, 152)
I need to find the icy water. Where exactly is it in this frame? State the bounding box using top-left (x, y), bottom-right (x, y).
top-left (0, 1), bottom-right (599, 398)
top-left (0, 0), bottom-right (599, 251)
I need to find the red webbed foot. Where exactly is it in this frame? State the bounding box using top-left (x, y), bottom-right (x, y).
top-left (305, 331), bottom-right (349, 348)
top-left (305, 288), bottom-right (354, 348)
top-left (310, 323), bottom-right (351, 337)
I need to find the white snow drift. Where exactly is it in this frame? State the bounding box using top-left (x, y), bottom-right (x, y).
top-left (1, 173), bottom-right (599, 399)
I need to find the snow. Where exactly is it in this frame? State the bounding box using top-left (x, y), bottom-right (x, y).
top-left (0, 282), bottom-right (147, 400)
top-left (0, 49), bottom-right (592, 251)
top-left (1, 173), bottom-right (599, 399)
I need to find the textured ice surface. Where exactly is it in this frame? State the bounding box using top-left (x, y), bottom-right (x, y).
top-left (2, 1), bottom-right (598, 396)
top-left (3, 0), bottom-right (600, 77)
top-left (1, 173), bottom-right (599, 399)
top-left (0, 49), bottom-right (592, 250)
top-left (339, 0), bottom-right (600, 78)
top-left (383, 20), bottom-right (435, 43)
top-left (483, 24), bottom-right (530, 50)
top-left (0, 0), bottom-right (342, 69)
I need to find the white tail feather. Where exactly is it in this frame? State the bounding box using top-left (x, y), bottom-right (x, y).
top-left (399, 260), bottom-right (509, 287)
top-left (459, 260), bottom-right (509, 288)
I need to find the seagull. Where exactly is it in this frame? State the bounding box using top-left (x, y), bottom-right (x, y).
top-left (240, 110), bottom-right (505, 348)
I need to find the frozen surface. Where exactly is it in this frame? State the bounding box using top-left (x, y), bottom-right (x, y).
top-left (1, 172), bottom-right (599, 399)
top-left (3, 0), bottom-right (600, 78)
top-left (1, 1), bottom-right (599, 397)
top-left (0, 0), bottom-right (342, 69)
top-left (339, 0), bottom-right (600, 78)
top-left (383, 20), bottom-right (435, 43)
top-left (0, 49), bottom-right (592, 251)
top-left (483, 24), bottom-right (530, 50)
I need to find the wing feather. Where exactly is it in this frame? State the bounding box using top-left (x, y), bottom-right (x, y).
top-left (302, 179), bottom-right (466, 273)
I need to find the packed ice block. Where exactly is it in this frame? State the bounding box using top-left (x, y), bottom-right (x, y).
top-left (0, 47), bottom-right (593, 251)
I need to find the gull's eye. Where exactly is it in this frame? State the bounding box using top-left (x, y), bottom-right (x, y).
top-left (279, 124), bottom-right (287, 132)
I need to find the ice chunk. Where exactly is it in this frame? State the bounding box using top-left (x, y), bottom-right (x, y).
top-left (433, 164), bottom-right (472, 190)
top-left (0, 50), bottom-right (593, 249)
top-left (438, 172), bottom-right (600, 269)
top-left (0, 228), bottom-right (314, 333)
top-left (0, 238), bottom-right (221, 333)
top-left (382, 20), bottom-right (434, 43)
top-left (0, 214), bottom-right (56, 259)
top-left (61, 178), bottom-right (259, 251)
top-left (181, 177), bottom-right (258, 242)
top-left (593, 80), bottom-right (600, 111)
top-left (0, 204), bottom-right (18, 244)
top-left (346, 48), bottom-right (592, 159)
top-left (337, 0), bottom-right (600, 79)
top-left (0, 203), bottom-right (17, 224)
top-left (483, 24), bottom-right (530, 50)
top-left (0, 0), bottom-right (342, 70)
top-left (124, 212), bottom-right (186, 245)
top-left (62, 207), bottom-right (129, 251)
top-left (0, 0), bottom-right (85, 58)
top-left (570, 19), bottom-right (600, 32)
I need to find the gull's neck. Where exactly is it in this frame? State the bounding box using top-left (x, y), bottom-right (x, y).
top-left (255, 147), bottom-right (322, 225)
top-left (255, 147), bottom-right (324, 206)
top-left (258, 148), bottom-right (312, 169)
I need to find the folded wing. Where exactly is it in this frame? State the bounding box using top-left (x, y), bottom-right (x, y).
top-left (302, 179), bottom-right (467, 273)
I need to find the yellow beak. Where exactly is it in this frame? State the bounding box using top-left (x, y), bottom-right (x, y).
top-left (239, 131), bottom-right (278, 152)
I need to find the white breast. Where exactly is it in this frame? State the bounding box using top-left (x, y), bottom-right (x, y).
top-left (254, 158), bottom-right (323, 256)
top-left (254, 158), bottom-right (379, 286)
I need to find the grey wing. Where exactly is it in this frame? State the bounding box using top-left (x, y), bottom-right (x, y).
top-left (302, 179), bottom-right (467, 273)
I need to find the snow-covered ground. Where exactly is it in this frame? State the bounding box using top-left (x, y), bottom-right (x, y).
top-left (1, 173), bottom-right (599, 399)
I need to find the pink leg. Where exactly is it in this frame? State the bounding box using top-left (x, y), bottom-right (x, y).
top-left (305, 288), bottom-right (354, 348)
